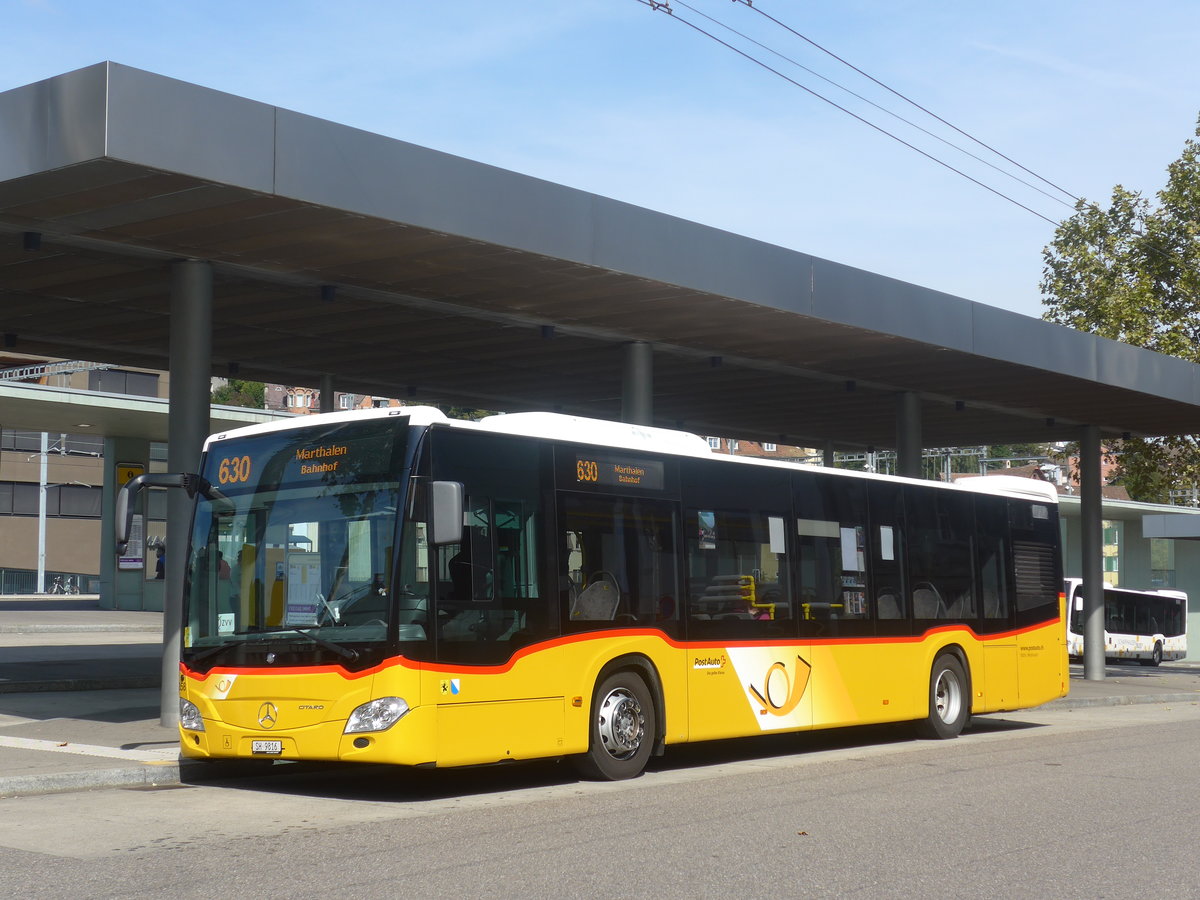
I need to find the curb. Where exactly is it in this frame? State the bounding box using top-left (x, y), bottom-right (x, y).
top-left (0, 758), bottom-right (336, 799)
top-left (1052, 691), bottom-right (1200, 710)
top-left (0, 761), bottom-right (183, 799)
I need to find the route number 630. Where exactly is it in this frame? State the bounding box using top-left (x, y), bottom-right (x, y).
top-left (218, 455), bottom-right (252, 485)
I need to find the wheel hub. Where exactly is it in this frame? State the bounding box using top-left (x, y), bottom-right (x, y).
top-left (934, 670), bottom-right (963, 723)
top-left (597, 688), bottom-right (644, 759)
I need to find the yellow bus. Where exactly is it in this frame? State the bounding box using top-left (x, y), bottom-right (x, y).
top-left (119, 406), bottom-right (1067, 780)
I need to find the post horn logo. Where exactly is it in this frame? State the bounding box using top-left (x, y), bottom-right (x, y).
top-left (258, 702), bottom-right (279, 729)
top-left (748, 655), bottom-right (811, 717)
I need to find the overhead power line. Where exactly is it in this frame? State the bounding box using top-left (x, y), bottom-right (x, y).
top-left (636, 0), bottom-right (1065, 226)
top-left (731, 0), bottom-right (1082, 206)
top-left (635, 0), bottom-right (1197, 304)
top-left (671, 0), bottom-right (1077, 213)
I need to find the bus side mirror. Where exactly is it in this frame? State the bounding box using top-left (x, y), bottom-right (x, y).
top-left (430, 480), bottom-right (464, 546)
top-left (115, 472), bottom-right (222, 554)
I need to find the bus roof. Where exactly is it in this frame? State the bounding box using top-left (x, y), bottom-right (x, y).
top-left (473, 411), bottom-right (713, 457)
top-left (1062, 577), bottom-right (1187, 601)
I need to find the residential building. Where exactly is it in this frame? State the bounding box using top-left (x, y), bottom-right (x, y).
top-left (703, 436), bottom-right (819, 464)
top-left (0, 354), bottom-right (168, 592)
top-left (263, 384), bottom-right (404, 414)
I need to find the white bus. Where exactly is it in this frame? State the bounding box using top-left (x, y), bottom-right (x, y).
top-left (1065, 578), bottom-right (1187, 666)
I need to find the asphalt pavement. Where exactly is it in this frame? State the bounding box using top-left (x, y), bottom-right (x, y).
top-left (2, 593), bottom-right (1199, 800)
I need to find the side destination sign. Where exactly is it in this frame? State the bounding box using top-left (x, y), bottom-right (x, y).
top-left (575, 453), bottom-right (665, 491)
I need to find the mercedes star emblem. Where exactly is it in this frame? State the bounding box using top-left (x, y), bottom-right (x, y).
top-left (258, 701), bottom-right (278, 729)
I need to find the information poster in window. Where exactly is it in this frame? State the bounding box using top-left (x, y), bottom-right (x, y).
top-left (285, 553), bottom-right (322, 626)
top-left (840, 526), bottom-right (865, 573)
top-left (119, 514), bottom-right (144, 571)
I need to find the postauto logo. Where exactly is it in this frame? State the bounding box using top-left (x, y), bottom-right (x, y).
top-left (728, 649), bottom-right (812, 731)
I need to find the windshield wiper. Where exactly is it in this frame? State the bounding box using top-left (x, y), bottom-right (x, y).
top-left (287, 627), bottom-right (359, 661)
top-left (188, 636), bottom-right (259, 667)
top-left (186, 628), bottom-right (358, 666)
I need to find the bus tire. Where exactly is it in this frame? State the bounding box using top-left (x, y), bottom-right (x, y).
top-left (1141, 642), bottom-right (1163, 667)
top-left (573, 671), bottom-right (655, 781)
top-left (916, 653), bottom-right (969, 740)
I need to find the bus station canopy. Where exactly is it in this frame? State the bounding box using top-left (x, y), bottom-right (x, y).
top-left (2, 62), bottom-right (1200, 450)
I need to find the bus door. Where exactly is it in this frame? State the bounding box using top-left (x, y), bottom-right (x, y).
top-left (558, 490), bottom-right (685, 742)
top-left (975, 496), bottom-right (1018, 710)
top-left (684, 500), bottom-right (805, 742)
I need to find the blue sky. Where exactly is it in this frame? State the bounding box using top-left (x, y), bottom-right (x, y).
top-left (4, 0), bottom-right (1200, 319)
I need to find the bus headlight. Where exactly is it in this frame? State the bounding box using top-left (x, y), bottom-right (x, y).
top-left (180, 698), bottom-right (205, 732)
top-left (345, 697), bottom-right (410, 734)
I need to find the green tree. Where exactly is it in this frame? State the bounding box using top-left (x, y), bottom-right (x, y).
top-left (211, 378), bottom-right (265, 409)
top-left (1041, 117), bottom-right (1200, 502)
top-left (438, 405), bottom-right (494, 421)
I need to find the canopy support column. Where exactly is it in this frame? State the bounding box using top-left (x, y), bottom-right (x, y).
top-left (622, 341), bottom-right (654, 426)
top-left (320, 374), bottom-right (335, 413)
top-left (896, 391), bottom-right (923, 479)
top-left (1080, 424), bottom-right (1106, 681)
top-left (163, 259), bottom-right (212, 726)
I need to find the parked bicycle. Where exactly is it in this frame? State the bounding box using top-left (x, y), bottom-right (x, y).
top-left (48, 576), bottom-right (80, 595)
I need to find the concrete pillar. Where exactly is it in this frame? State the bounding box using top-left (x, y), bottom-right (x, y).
top-left (621, 341), bottom-right (653, 426)
top-left (319, 373), bottom-right (335, 414)
top-left (163, 259), bottom-right (212, 725)
top-left (823, 440), bottom-right (836, 468)
top-left (1080, 425), bottom-right (1106, 681)
top-left (895, 391), bottom-right (923, 479)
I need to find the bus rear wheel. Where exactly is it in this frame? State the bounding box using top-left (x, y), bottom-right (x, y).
top-left (573, 671), bottom-right (655, 781)
top-left (916, 654), bottom-right (969, 740)
top-left (1141, 642), bottom-right (1163, 667)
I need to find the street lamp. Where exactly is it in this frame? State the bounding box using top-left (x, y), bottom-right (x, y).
top-left (30, 432), bottom-right (91, 593)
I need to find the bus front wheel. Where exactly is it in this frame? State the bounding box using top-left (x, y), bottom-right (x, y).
top-left (574, 671), bottom-right (655, 781)
top-left (916, 654), bottom-right (969, 740)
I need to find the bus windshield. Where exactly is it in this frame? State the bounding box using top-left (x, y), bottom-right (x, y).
top-left (182, 417), bottom-right (414, 670)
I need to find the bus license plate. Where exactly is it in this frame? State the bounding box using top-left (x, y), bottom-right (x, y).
top-left (251, 740), bottom-right (282, 755)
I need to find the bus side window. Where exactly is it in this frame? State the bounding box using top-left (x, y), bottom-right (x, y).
top-left (796, 474), bottom-right (871, 637)
top-left (560, 494), bottom-right (679, 631)
top-left (906, 488), bottom-right (975, 622)
top-left (685, 508), bottom-right (791, 639)
top-left (975, 496), bottom-right (1011, 627)
top-left (868, 481), bottom-right (905, 630)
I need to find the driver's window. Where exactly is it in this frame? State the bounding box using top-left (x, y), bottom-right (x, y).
top-left (435, 499), bottom-right (493, 606)
top-left (426, 429), bottom-right (549, 663)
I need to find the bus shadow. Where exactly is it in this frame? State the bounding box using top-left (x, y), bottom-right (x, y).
top-left (181, 717), bottom-right (1045, 802)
